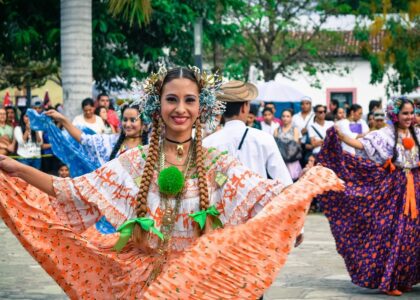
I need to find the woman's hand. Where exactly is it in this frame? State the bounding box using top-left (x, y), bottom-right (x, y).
top-left (335, 126), bottom-right (344, 140)
top-left (44, 110), bottom-right (67, 123)
top-left (0, 155), bottom-right (23, 177)
top-left (335, 126), bottom-right (364, 150)
top-left (45, 110), bottom-right (82, 142)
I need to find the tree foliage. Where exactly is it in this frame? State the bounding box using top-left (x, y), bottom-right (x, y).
top-left (348, 0), bottom-right (420, 94)
top-left (0, 0), bottom-right (60, 90)
top-left (2, 0), bottom-right (389, 92)
top-left (202, 0), bottom-right (353, 83)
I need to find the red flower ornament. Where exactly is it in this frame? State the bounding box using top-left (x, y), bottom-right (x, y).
top-left (402, 137), bottom-right (415, 150)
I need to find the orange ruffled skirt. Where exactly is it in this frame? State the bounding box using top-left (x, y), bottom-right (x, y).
top-left (0, 166), bottom-right (343, 299)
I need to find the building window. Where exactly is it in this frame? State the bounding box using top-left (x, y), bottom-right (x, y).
top-left (326, 88), bottom-right (357, 110)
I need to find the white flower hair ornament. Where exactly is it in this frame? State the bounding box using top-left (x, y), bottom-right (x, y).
top-left (113, 79), bottom-right (147, 121)
top-left (131, 65), bottom-right (225, 130)
top-left (386, 96), bottom-right (414, 124)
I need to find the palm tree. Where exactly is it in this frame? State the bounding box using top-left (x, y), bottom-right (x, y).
top-left (108, 0), bottom-right (151, 27)
top-left (61, 0), bottom-right (93, 120)
top-left (61, 0), bottom-right (151, 120)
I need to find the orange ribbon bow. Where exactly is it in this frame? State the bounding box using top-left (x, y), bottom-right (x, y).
top-left (383, 158), bottom-right (396, 173)
top-left (404, 171), bottom-right (418, 220)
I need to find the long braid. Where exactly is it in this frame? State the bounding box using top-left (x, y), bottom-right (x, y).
top-left (135, 117), bottom-right (161, 218)
top-left (141, 124), bottom-right (149, 146)
top-left (391, 123), bottom-right (399, 163)
top-left (131, 117), bottom-right (161, 246)
top-left (194, 119), bottom-right (213, 234)
top-left (109, 132), bottom-right (126, 161)
top-left (195, 119), bottom-right (210, 210)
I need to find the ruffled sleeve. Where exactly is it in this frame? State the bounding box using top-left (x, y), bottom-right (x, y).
top-left (206, 148), bottom-right (285, 226)
top-left (50, 148), bottom-right (141, 233)
top-left (80, 133), bottom-right (119, 165)
top-left (357, 126), bottom-right (394, 164)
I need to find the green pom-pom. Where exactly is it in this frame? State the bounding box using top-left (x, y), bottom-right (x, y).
top-left (158, 166), bottom-right (185, 195)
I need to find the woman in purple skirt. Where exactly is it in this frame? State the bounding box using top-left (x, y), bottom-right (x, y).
top-left (317, 97), bottom-right (419, 296)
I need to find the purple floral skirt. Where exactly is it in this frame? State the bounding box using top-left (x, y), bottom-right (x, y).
top-left (317, 128), bottom-right (420, 292)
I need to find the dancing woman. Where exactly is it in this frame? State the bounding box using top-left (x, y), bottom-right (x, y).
top-left (318, 97), bottom-right (419, 296)
top-left (0, 67), bottom-right (342, 299)
top-left (28, 104), bottom-right (147, 177)
top-left (29, 104), bottom-right (147, 234)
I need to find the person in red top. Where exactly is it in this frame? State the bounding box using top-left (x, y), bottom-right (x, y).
top-left (96, 93), bottom-right (120, 132)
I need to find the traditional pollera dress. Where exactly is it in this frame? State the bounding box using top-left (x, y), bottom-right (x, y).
top-left (317, 126), bottom-right (420, 292)
top-left (0, 145), bottom-right (343, 299)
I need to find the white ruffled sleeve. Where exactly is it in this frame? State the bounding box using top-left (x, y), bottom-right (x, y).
top-left (50, 148), bottom-right (140, 233)
top-left (206, 148), bottom-right (285, 226)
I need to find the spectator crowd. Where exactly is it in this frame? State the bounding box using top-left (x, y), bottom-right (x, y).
top-left (1, 88), bottom-right (419, 195)
top-left (0, 93), bottom-right (120, 177)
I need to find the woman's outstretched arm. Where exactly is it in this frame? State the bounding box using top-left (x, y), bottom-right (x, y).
top-left (0, 155), bottom-right (55, 196)
top-left (336, 126), bottom-right (364, 150)
top-left (44, 110), bottom-right (83, 143)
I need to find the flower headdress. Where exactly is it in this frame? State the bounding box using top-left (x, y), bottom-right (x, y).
top-left (386, 96), bottom-right (414, 124)
top-left (132, 65), bottom-right (225, 130)
top-left (112, 80), bottom-right (149, 121)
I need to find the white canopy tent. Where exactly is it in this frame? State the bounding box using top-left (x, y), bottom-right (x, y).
top-left (255, 81), bottom-right (305, 102)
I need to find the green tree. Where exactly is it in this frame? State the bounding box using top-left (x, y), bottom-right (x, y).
top-left (349, 0), bottom-right (420, 94)
top-left (202, 0), bottom-right (352, 82)
top-left (0, 1), bottom-right (60, 95)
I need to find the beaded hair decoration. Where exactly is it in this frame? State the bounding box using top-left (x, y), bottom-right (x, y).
top-left (386, 96), bottom-right (414, 124)
top-left (131, 65), bottom-right (225, 130)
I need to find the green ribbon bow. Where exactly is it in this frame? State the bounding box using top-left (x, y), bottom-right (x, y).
top-left (189, 205), bottom-right (223, 230)
top-left (113, 217), bottom-right (164, 252)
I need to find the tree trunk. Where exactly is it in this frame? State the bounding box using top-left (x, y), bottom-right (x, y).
top-left (212, 0), bottom-right (223, 73)
top-left (61, 0), bottom-right (92, 120)
top-left (262, 58), bottom-right (276, 81)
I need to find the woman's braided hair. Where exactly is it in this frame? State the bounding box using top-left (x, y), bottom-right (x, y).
top-left (194, 119), bottom-right (210, 211)
top-left (391, 99), bottom-right (420, 163)
top-left (133, 68), bottom-right (211, 243)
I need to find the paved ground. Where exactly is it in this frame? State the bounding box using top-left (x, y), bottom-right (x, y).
top-left (1, 214), bottom-right (419, 299)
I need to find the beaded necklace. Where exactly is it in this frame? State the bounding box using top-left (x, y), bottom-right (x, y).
top-left (146, 139), bottom-right (194, 284)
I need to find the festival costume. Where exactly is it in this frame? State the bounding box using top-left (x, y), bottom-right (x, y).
top-left (27, 109), bottom-right (121, 234)
top-left (0, 144), bottom-right (343, 299)
top-left (0, 67), bottom-right (344, 298)
top-left (318, 125), bottom-right (420, 292)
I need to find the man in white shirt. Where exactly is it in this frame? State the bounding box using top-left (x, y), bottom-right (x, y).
top-left (203, 80), bottom-right (293, 187)
top-left (308, 105), bottom-right (334, 155)
top-left (336, 104), bottom-right (369, 155)
top-left (292, 96), bottom-right (314, 144)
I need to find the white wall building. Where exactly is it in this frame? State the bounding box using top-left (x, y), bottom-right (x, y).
top-left (273, 58), bottom-right (389, 113)
top-left (249, 30), bottom-right (398, 115)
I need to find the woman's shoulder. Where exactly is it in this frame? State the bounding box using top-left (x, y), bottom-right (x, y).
top-left (118, 144), bottom-right (149, 163)
top-left (13, 126), bottom-right (22, 133)
top-left (111, 144), bottom-right (149, 176)
top-left (363, 125), bottom-right (395, 144)
top-left (72, 114), bottom-right (83, 121)
top-left (203, 146), bottom-right (230, 165)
